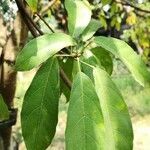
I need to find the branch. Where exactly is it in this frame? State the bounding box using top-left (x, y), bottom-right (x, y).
top-left (15, 0), bottom-right (72, 90)
top-left (60, 68), bottom-right (72, 90)
top-left (15, 0), bottom-right (44, 35)
top-left (34, 0), bottom-right (57, 22)
top-left (115, 0), bottom-right (150, 14)
top-left (35, 13), bottom-right (54, 33)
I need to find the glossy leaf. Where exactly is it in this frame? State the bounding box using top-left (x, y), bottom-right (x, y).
top-left (15, 33), bottom-right (75, 71)
top-left (91, 47), bottom-right (113, 75)
top-left (0, 94), bottom-right (9, 121)
top-left (82, 19), bottom-right (101, 41)
top-left (26, 0), bottom-right (38, 12)
top-left (93, 36), bottom-right (150, 86)
top-left (66, 72), bottom-right (105, 150)
top-left (93, 67), bottom-right (133, 150)
top-left (65, 0), bottom-right (91, 38)
top-left (21, 57), bottom-right (60, 150)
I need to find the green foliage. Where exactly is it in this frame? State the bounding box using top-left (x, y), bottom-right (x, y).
top-left (15, 33), bottom-right (75, 71)
top-left (81, 19), bottom-right (101, 41)
top-left (66, 72), bottom-right (105, 150)
top-left (93, 36), bottom-right (150, 87)
top-left (0, 94), bottom-right (9, 121)
top-left (15, 0), bottom-right (150, 149)
top-left (91, 47), bottom-right (113, 75)
top-left (60, 58), bottom-right (74, 102)
top-left (93, 67), bottom-right (133, 149)
top-left (65, 0), bottom-right (91, 38)
top-left (21, 57), bottom-right (60, 150)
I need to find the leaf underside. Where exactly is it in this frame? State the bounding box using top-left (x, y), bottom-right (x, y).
top-left (93, 67), bottom-right (133, 150)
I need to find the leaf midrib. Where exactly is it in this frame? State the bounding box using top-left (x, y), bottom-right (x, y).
top-left (95, 71), bottom-right (116, 149)
top-left (34, 59), bottom-right (54, 149)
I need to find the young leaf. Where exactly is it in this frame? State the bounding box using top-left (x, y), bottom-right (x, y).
top-left (91, 47), bottom-right (113, 75)
top-left (82, 19), bottom-right (101, 41)
top-left (66, 72), bottom-right (105, 150)
top-left (93, 36), bottom-right (150, 86)
top-left (0, 94), bottom-right (9, 121)
top-left (65, 0), bottom-right (91, 38)
top-left (21, 57), bottom-right (59, 150)
top-left (93, 67), bottom-right (133, 150)
top-left (26, 0), bottom-right (38, 12)
top-left (15, 33), bottom-right (75, 71)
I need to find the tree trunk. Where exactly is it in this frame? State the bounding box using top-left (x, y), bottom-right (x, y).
top-left (0, 11), bottom-right (28, 150)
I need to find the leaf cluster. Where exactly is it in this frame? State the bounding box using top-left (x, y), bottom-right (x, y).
top-left (7, 0), bottom-right (150, 149)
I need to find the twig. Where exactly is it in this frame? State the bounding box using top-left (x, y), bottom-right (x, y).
top-left (15, 0), bottom-right (44, 35)
top-left (15, 0), bottom-right (72, 90)
top-left (115, 0), bottom-right (150, 14)
top-left (60, 68), bottom-right (72, 90)
top-left (34, 0), bottom-right (58, 22)
top-left (35, 13), bottom-right (55, 33)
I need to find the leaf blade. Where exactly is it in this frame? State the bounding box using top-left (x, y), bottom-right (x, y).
top-left (65, 0), bottom-right (91, 38)
top-left (0, 94), bottom-right (9, 121)
top-left (15, 33), bottom-right (75, 71)
top-left (21, 57), bottom-right (60, 150)
top-left (93, 67), bottom-right (133, 150)
top-left (82, 19), bottom-right (101, 41)
top-left (93, 36), bottom-right (150, 86)
top-left (66, 72), bottom-right (105, 150)
top-left (91, 47), bottom-right (113, 75)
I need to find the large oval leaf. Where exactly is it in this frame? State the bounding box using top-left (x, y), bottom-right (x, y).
top-left (66, 72), bottom-right (105, 150)
top-left (15, 33), bottom-right (75, 71)
top-left (21, 57), bottom-right (59, 150)
top-left (0, 94), bottom-right (9, 121)
top-left (65, 0), bottom-right (91, 38)
top-left (93, 36), bottom-right (150, 86)
top-left (93, 67), bottom-right (133, 150)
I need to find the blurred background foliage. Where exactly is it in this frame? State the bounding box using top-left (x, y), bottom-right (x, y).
top-left (0, 0), bottom-right (150, 149)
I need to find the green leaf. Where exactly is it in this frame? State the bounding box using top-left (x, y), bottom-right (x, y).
top-left (65, 0), bottom-right (91, 38)
top-left (0, 94), bottom-right (9, 121)
top-left (21, 57), bottom-right (60, 150)
top-left (91, 47), bottom-right (113, 75)
top-left (93, 67), bottom-right (133, 150)
top-left (82, 19), bottom-right (101, 41)
top-left (26, 0), bottom-right (38, 12)
top-left (81, 55), bottom-right (101, 80)
top-left (93, 36), bottom-right (150, 86)
top-left (15, 33), bottom-right (75, 71)
top-left (60, 58), bottom-right (73, 101)
top-left (102, 0), bottom-right (112, 5)
top-left (66, 72), bottom-right (105, 150)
